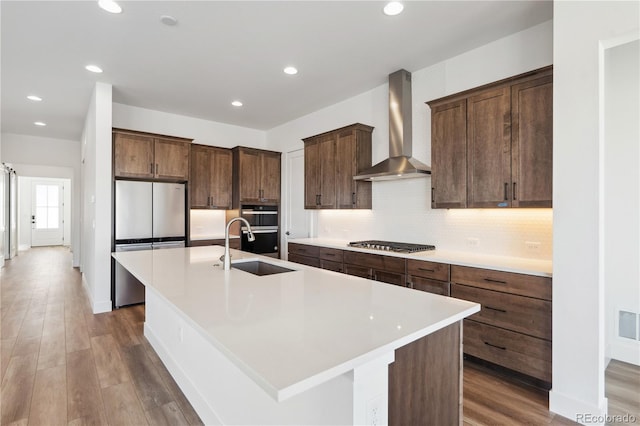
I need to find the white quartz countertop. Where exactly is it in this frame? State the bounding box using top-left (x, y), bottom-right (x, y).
top-left (112, 246), bottom-right (479, 401)
top-left (190, 234), bottom-right (239, 241)
top-left (289, 238), bottom-right (553, 277)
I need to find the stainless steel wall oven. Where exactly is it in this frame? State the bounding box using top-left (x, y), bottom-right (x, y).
top-left (240, 205), bottom-right (279, 257)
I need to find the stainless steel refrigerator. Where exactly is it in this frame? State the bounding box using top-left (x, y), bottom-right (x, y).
top-left (114, 181), bottom-right (186, 308)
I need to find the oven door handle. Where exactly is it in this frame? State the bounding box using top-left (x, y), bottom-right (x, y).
top-left (241, 210), bottom-right (278, 215)
top-left (242, 227), bottom-right (278, 234)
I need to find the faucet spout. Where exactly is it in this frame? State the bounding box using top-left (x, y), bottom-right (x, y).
top-left (222, 217), bottom-right (255, 270)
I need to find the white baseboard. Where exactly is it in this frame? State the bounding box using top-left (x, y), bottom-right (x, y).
top-left (81, 273), bottom-right (112, 314)
top-left (610, 340), bottom-right (640, 366)
top-left (549, 389), bottom-right (608, 425)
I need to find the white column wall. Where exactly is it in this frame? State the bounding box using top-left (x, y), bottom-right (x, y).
top-left (81, 82), bottom-right (113, 313)
top-left (551, 1), bottom-right (639, 422)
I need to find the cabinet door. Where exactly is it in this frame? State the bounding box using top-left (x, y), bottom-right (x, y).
top-left (511, 75), bottom-right (553, 207)
top-left (260, 152), bottom-right (281, 203)
top-left (430, 99), bottom-right (467, 208)
top-left (467, 87), bottom-right (512, 208)
top-left (154, 138), bottom-right (190, 180)
top-left (211, 148), bottom-right (232, 209)
top-left (317, 136), bottom-right (336, 208)
top-left (335, 131), bottom-right (356, 209)
top-left (114, 133), bottom-right (155, 178)
top-left (238, 149), bottom-right (262, 203)
top-left (304, 140), bottom-right (321, 209)
top-left (190, 145), bottom-right (212, 208)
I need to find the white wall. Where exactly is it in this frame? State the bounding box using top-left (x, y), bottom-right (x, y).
top-left (81, 82), bottom-right (113, 313)
top-left (551, 1), bottom-right (639, 423)
top-left (112, 103), bottom-right (266, 149)
top-left (268, 20), bottom-right (554, 259)
top-left (1, 134), bottom-right (81, 266)
top-left (605, 39), bottom-right (640, 366)
top-left (16, 175), bottom-right (71, 250)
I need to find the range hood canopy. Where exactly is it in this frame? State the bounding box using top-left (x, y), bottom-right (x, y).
top-left (353, 69), bottom-right (431, 181)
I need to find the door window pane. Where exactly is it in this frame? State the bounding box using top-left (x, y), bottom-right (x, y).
top-left (34, 184), bottom-right (60, 229)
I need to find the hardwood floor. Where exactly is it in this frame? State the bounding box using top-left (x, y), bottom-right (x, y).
top-left (0, 247), bottom-right (202, 426)
top-left (1, 247), bottom-right (637, 425)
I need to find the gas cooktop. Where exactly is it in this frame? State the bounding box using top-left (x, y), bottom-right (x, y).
top-left (348, 240), bottom-right (435, 253)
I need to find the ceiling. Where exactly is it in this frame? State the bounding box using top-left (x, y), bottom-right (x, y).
top-left (1, 1), bottom-right (552, 141)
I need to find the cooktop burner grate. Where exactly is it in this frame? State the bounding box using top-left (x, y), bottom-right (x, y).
top-left (348, 240), bottom-right (436, 253)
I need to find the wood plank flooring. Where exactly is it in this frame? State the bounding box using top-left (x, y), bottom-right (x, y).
top-left (1, 247), bottom-right (637, 425)
top-left (0, 247), bottom-right (203, 426)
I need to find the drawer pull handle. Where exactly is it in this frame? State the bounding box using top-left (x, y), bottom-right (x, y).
top-left (325, 253), bottom-right (335, 257)
top-left (418, 267), bottom-right (435, 273)
top-left (483, 278), bottom-right (507, 284)
top-left (484, 341), bottom-right (506, 351)
top-left (485, 306), bottom-right (507, 313)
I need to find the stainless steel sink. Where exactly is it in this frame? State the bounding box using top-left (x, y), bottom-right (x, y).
top-left (231, 260), bottom-right (295, 276)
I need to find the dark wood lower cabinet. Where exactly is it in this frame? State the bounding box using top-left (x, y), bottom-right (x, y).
top-left (411, 276), bottom-right (451, 296)
top-left (288, 253), bottom-right (320, 268)
top-left (389, 321), bottom-right (461, 426)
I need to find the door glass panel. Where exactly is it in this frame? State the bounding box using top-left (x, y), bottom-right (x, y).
top-left (34, 184), bottom-right (60, 229)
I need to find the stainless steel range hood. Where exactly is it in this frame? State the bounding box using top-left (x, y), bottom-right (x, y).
top-left (353, 69), bottom-right (431, 181)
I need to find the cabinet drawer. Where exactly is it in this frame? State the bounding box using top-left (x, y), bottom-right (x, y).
top-left (451, 284), bottom-right (551, 340)
top-left (343, 251), bottom-right (405, 274)
top-left (407, 259), bottom-right (449, 281)
top-left (321, 259), bottom-right (343, 273)
top-left (463, 320), bottom-right (551, 383)
top-left (343, 264), bottom-right (371, 279)
top-left (288, 243), bottom-right (320, 258)
top-left (288, 253), bottom-right (320, 268)
top-left (451, 265), bottom-right (551, 300)
top-left (410, 276), bottom-right (450, 296)
top-left (320, 247), bottom-right (343, 262)
top-left (374, 271), bottom-right (406, 287)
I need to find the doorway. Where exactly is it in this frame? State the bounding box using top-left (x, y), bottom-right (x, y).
top-left (18, 177), bottom-right (71, 249)
top-left (283, 149), bottom-right (310, 259)
top-left (31, 181), bottom-right (64, 246)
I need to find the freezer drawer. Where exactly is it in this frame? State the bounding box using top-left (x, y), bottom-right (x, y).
top-left (114, 243), bottom-right (152, 308)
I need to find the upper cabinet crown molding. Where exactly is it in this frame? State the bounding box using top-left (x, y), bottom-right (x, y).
top-left (427, 65), bottom-right (553, 209)
top-left (302, 123), bottom-right (373, 210)
top-left (113, 129), bottom-right (191, 181)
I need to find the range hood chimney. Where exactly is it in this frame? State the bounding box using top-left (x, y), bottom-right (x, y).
top-left (353, 69), bottom-right (431, 181)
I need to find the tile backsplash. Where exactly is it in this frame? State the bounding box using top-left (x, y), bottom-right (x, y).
top-left (316, 179), bottom-right (552, 260)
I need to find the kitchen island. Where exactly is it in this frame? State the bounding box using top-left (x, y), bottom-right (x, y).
top-left (112, 245), bottom-right (479, 425)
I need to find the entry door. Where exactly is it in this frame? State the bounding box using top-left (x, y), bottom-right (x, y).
top-left (31, 181), bottom-right (64, 246)
top-left (284, 149), bottom-right (309, 258)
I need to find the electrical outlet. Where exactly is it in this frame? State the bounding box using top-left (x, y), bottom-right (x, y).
top-left (178, 325), bottom-right (184, 343)
top-left (366, 395), bottom-right (383, 426)
top-left (526, 241), bottom-right (541, 251)
top-left (467, 237), bottom-right (480, 247)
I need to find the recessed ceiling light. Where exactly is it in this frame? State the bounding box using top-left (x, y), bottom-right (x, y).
top-left (98, 0), bottom-right (122, 14)
top-left (160, 15), bottom-right (178, 26)
top-left (27, 95), bottom-right (42, 102)
top-left (85, 64), bottom-right (103, 73)
top-left (34, 121), bottom-right (46, 126)
top-left (383, 1), bottom-right (404, 16)
top-left (283, 66), bottom-right (298, 75)
top-left (231, 100), bottom-right (243, 107)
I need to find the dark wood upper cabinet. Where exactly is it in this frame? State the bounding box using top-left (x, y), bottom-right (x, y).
top-left (511, 74), bottom-right (553, 207)
top-left (430, 99), bottom-right (467, 208)
top-left (427, 65), bottom-right (553, 209)
top-left (190, 144), bottom-right (232, 209)
top-left (113, 130), bottom-right (191, 181)
top-left (467, 86), bottom-right (512, 208)
top-left (302, 123), bottom-right (373, 210)
top-left (304, 135), bottom-right (336, 209)
top-left (232, 147), bottom-right (281, 206)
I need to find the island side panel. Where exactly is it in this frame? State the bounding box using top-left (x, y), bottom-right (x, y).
top-left (388, 321), bottom-right (462, 425)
